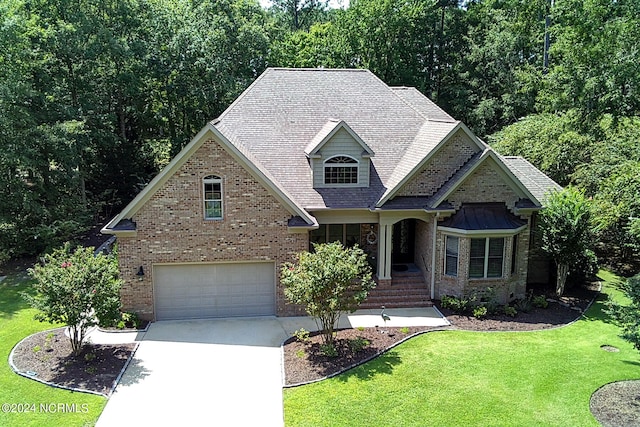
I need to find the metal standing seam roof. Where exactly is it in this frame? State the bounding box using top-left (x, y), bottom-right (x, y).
top-left (439, 203), bottom-right (527, 230)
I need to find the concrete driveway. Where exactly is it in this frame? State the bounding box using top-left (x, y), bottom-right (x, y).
top-left (96, 318), bottom-right (291, 427)
top-left (95, 308), bottom-right (449, 426)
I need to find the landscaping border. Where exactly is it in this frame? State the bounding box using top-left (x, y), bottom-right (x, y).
top-left (282, 283), bottom-right (602, 388)
top-left (8, 327), bottom-right (140, 398)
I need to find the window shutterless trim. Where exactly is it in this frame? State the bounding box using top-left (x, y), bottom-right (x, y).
top-left (323, 155), bottom-right (359, 185)
top-left (203, 175), bottom-right (223, 220)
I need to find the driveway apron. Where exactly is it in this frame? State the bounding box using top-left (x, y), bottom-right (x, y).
top-left (96, 318), bottom-right (289, 427)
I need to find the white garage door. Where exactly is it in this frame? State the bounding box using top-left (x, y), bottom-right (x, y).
top-left (154, 262), bottom-right (275, 320)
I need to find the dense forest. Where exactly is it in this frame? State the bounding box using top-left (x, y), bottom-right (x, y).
top-left (1, 0), bottom-right (638, 272)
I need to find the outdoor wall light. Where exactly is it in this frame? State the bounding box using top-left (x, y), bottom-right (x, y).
top-left (136, 266), bottom-right (145, 281)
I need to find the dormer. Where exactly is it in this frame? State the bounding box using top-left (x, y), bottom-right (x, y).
top-left (305, 119), bottom-right (375, 188)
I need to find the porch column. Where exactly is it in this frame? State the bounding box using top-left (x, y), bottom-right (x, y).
top-left (377, 223), bottom-right (393, 280)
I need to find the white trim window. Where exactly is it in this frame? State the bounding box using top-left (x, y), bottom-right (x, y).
top-left (203, 175), bottom-right (223, 220)
top-left (445, 236), bottom-right (459, 277)
top-left (469, 237), bottom-right (504, 278)
top-left (324, 156), bottom-right (358, 184)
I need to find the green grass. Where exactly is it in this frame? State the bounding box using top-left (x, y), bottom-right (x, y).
top-left (284, 271), bottom-right (640, 427)
top-left (0, 274), bottom-right (105, 427)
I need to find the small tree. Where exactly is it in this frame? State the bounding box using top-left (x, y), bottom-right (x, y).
top-left (607, 274), bottom-right (640, 351)
top-left (539, 187), bottom-right (596, 297)
top-left (25, 244), bottom-right (122, 356)
top-left (281, 242), bottom-right (375, 347)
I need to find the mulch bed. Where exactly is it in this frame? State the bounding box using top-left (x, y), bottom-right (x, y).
top-left (10, 328), bottom-right (135, 396)
top-left (591, 380), bottom-right (640, 427)
top-left (284, 284), bottom-right (599, 386)
top-left (9, 281), bottom-right (638, 424)
top-left (283, 282), bottom-right (639, 424)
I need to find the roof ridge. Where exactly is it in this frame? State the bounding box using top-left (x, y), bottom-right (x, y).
top-left (268, 67), bottom-right (368, 72)
top-left (389, 86), bottom-right (431, 122)
top-left (213, 68), bottom-right (275, 124)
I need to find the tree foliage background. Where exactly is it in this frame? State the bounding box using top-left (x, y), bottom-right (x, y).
top-left (1, 0), bottom-right (639, 272)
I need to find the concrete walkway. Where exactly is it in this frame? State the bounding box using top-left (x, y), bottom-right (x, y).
top-left (94, 307), bottom-right (448, 427)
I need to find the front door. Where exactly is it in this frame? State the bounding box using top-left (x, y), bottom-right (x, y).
top-left (392, 219), bottom-right (415, 265)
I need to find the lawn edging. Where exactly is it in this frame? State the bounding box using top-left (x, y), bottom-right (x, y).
top-left (8, 327), bottom-right (141, 398)
top-left (282, 326), bottom-right (452, 388)
top-left (282, 281), bottom-right (602, 388)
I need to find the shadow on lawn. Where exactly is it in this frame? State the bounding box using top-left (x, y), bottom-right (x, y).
top-left (337, 350), bottom-right (402, 382)
top-left (0, 275), bottom-right (35, 319)
top-left (582, 295), bottom-right (617, 324)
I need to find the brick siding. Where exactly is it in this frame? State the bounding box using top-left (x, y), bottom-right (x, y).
top-left (435, 162), bottom-right (531, 303)
top-left (118, 139), bottom-right (308, 320)
top-left (448, 161), bottom-right (521, 210)
top-left (398, 132), bottom-right (478, 197)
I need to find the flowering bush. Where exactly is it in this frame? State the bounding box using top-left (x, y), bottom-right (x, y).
top-left (24, 244), bottom-right (122, 356)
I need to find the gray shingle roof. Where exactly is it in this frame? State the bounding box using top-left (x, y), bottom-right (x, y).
top-left (211, 68), bottom-right (558, 212)
top-left (391, 87), bottom-right (456, 122)
top-left (501, 156), bottom-right (562, 204)
top-left (213, 68), bottom-right (457, 209)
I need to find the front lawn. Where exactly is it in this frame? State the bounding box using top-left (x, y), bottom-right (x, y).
top-left (284, 271), bottom-right (640, 427)
top-left (0, 274), bottom-right (105, 427)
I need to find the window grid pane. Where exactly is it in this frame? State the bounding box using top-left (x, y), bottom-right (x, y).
top-left (310, 225), bottom-right (327, 246)
top-left (469, 238), bottom-right (486, 278)
top-left (487, 259), bottom-right (503, 277)
top-left (325, 166), bottom-right (358, 184)
top-left (469, 259), bottom-right (485, 278)
top-left (205, 201), bottom-right (222, 218)
top-left (468, 237), bottom-right (505, 278)
top-left (445, 236), bottom-right (459, 277)
top-left (470, 239), bottom-right (486, 258)
top-left (328, 224), bottom-right (343, 243)
top-left (204, 177), bottom-right (223, 219)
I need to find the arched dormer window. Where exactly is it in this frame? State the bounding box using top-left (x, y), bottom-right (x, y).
top-left (324, 156), bottom-right (358, 185)
top-left (203, 175), bottom-right (223, 219)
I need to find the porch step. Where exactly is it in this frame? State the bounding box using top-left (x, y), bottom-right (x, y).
top-left (361, 273), bottom-right (432, 309)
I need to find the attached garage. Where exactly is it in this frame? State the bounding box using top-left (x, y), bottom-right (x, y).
top-left (153, 262), bottom-right (276, 320)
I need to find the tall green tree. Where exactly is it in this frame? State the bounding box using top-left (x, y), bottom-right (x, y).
top-left (269, 0), bottom-right (330, 31)
top-left (606, 274), bottom-right (640, 352)
top-left (540, 0), bottom-right (640, 124)
top-left (490, 112), bottom-right (591, 186)
top-left (459, 0), bottom-right (546, 136)
top-left (538, 187), bottom-right (596, 297)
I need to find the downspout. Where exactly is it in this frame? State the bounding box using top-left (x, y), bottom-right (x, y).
top-left (430, 212), bottom-right (439, 300)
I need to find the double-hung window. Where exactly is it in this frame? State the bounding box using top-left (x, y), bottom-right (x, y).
top-left (445, 236), bottom-right (459, 277)
top-left (203, 175), bottom-right (223, 220)
top-left (469, 237), bottom-right (504, 278)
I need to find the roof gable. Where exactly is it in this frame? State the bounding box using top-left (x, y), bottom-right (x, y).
top-left (377, 123), bottom-right (486, 207)
top-left (305, 119), bottom-right (374, 158)
top-left (429, 149), bottom-right (539, 209)
top-left (102, 123), bottom-right (317, 234)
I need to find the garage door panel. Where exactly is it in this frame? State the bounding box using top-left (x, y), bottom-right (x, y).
top-left (154, 263), bottom-right (275, 320)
